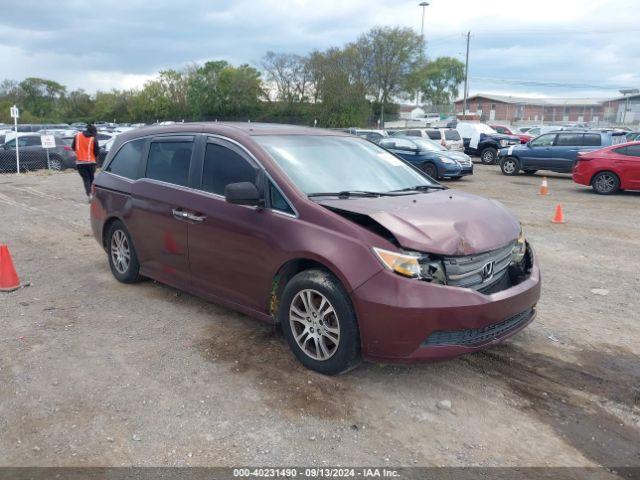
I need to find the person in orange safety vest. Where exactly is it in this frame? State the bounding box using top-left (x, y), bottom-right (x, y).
top-left (71, 123), bottom-right (100, 202)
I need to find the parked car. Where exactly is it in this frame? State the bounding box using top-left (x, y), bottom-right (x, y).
top-left (573, 141), bottom-right (640, 194)
top-left (523, 125), bottom-right (569, 137)
top-left (344, 128), bottom-right (388, 144)
top-left (391, 128), bottom-right (464, 152)
top-left (517, 126), bottom-right (532, 134)
top-left (456, 122), bottom-right (520, 164)
top-left (92, 123), bottom-right (539, 374)
top-left (489, 124), bottom-right (533, 144)
top-left (0, 133), bottom-right (76, 172)
top-left (497, 130), bottom-right (628, 176)
top-left (379, 136), bottom-right (473, 179)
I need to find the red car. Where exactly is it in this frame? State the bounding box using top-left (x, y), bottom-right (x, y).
top-left (490, 124), bottom-right (533, 144)
top-left (573, 141), bottom-right (640, 194)
top-left (91, 123), bottom-right (540, 375)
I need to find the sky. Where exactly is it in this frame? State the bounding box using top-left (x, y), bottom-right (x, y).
top-left (1, 0), bottom-right (638, 100)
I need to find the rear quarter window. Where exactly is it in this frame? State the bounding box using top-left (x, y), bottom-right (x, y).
top-left (105, 139), bottom-right (145, 180)
top-left (583, 134), bottom-right (602, 146)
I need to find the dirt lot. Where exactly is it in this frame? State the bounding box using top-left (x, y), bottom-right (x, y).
top-left (0, 165), bottom-right (639, 469)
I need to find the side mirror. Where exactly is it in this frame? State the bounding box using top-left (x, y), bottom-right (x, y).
top-left (225, 182), bottom-right (263, 207)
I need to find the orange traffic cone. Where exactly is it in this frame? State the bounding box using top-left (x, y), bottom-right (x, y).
top-left (0, 244), bottom-right (20, 292)
top-left (552, 204), bottom-right (566, 224)
top-left (538, 177), bottom-right (549, 195)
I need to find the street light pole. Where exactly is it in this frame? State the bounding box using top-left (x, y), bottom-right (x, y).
top-left (416, 2), bottom-right (429, 107)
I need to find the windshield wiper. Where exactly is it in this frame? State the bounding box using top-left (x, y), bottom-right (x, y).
top-left (390, 185), bottom-right (446, 193)
top-left (307, 190), bottom-right (393, 198)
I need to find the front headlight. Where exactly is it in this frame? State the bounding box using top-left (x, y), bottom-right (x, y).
top-left (511, 226), bottom-right (526, 264)
top-left (500, 139), bottom-right (509, 147)
top-left (373, 247), bottom-right (422, 278)
top-left (440, 157), bottom-right (456, 164)
top-left (372, 247), bottom-right (446, 284)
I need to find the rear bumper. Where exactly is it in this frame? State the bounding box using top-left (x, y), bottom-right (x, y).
top-left (352, 254), bottom-right (541, 363)
top-left (572, 164), bottom-right (592, 186)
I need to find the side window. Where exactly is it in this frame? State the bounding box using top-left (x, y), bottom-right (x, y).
top-left (555, 133), bottom-right (583, 146)
top-left (582, 134), bottom-right (601, 146)
top-left (406, 130), bottom-right (421, 137)
top-left (105, 139), bottom-right (145, 180)
top-left (26, 136), bottom-right (42, 147)
top-left (618, 145), bottom-right (640, 157)
top-left (201, 143), bottom-right (257, 195)
top-left (530, 134), bottom-right (556, 147)
top-left (268, 181), bottom-right (294, 215)
top-left (146, 141), bottom-right (193, 187)
top-left (426, 130), bottom-right (440, 140)
top-left (528, 128), bottom-right (540, 136)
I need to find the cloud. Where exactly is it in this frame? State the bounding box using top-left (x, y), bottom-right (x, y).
top-left (0, 0), bottom-right (637, 97)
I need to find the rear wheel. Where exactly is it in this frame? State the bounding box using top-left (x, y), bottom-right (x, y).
top-left (421, 162), bottom-right (438, 179)
top-left (279, 269), bottom-right (361, 375)
top-left (592, 171), bottom-right (620, 195)
top-left (480, 147), bottom-right (498, 165)
top-left (500, 157), bottom-right (520, 176)
top-left (106, 220), bottom-right (141, 283)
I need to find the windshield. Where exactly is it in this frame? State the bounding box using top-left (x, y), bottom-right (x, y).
top-left (412, 138), bottom-right (446, 152)
top-left (254, 135), bottom-right (437, 194)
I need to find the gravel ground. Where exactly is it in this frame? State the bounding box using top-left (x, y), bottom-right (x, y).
top-left (0, 165), bottom-right (639, 469)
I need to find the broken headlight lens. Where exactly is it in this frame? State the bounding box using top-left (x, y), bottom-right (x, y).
top-left (511, 226), bottom-right (527, 264)
top-left (372, 247), bottom-right (446, 284)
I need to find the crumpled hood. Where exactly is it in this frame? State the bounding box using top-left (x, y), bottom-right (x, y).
top-left (318, 190), bottom-right (520, 256)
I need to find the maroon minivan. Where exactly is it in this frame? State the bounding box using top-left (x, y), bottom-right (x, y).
top-left (91, 123), bottom-right (541, 375)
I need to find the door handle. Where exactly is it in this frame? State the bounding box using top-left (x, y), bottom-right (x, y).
top-left (172, 208), bottom-right (189, 221)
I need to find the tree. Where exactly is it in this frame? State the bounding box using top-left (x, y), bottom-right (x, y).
top-left (412, 57), bottom-right (465, 108)
top-left (18, 77), bottom-right (66, 119)
top-left (261, 52), bottom-right (311, 104)
top-left (355, 26), bottom-right (424, 123)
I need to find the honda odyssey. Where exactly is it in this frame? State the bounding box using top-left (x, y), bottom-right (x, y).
top-left (91, 123), bottom-right (541, 375)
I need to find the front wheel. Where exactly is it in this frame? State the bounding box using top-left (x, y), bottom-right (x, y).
top-left (592, 171), bottom-right (620, 195)
top-left (480, 147), bottom-right (498, 165)
top-left (500, 157), bottom-right (520, 176)
top-left (48, 155), bottom-right (64, 171)
top-left (106, 220), bottom-right (142, 283)
top-left (279, 269), bottom-right (361, 375)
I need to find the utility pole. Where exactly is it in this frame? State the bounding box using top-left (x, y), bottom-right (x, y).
top-left (462, 31), bottom-right (471, 117)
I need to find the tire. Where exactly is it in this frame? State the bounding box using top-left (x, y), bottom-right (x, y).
top-left (500, 157), bottom-right (520, 176)
top-left (421, 162), bottom-right (438, 179)
top-left (278, 269), bottom-right (361, 375)
top-left (523, 170), bottom-right (538, 175)
top-left (480, 147), bottom-right (498, 165)
top-left (106, 220), bottom-right (142, 283)
top-left (49, 155), bottom-right (64, 171)
top-left (592, 171), bottom-right (620, 195)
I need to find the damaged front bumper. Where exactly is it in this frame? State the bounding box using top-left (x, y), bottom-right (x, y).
top-left (351, 247), bottom-right (541, 363)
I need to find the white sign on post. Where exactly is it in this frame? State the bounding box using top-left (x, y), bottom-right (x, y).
top-left (40, 135), bottom-right (56, 149)
top-left (10, 105), bottom-right (19, 119)
top-left (11, 105), bottom-right (20, 173)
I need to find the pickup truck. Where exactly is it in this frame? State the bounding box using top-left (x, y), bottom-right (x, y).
top-left (456, 122), bottom-right (520, 164)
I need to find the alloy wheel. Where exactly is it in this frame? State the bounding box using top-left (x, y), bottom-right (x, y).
top-left (110, 230), bottom-right (131, 274)
top-left (482, 150), bottom-right (495, 163)
top-left (594, 173), bottom-right (616, 193)
top-left (289, 289), bottom-right (340, 361)
top-left (503, 159), bottom-right (517, 174)
top-left (49, 157), bottom-right (63, 171)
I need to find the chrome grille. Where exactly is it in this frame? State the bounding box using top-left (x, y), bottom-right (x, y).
top-left (456, 157), bottom-right (472, 167)
top-left (443, 242), bottom-right (516, 291)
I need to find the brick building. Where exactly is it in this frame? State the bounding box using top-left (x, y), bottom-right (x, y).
top-left (453, 93), bottom-right (638, 125)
